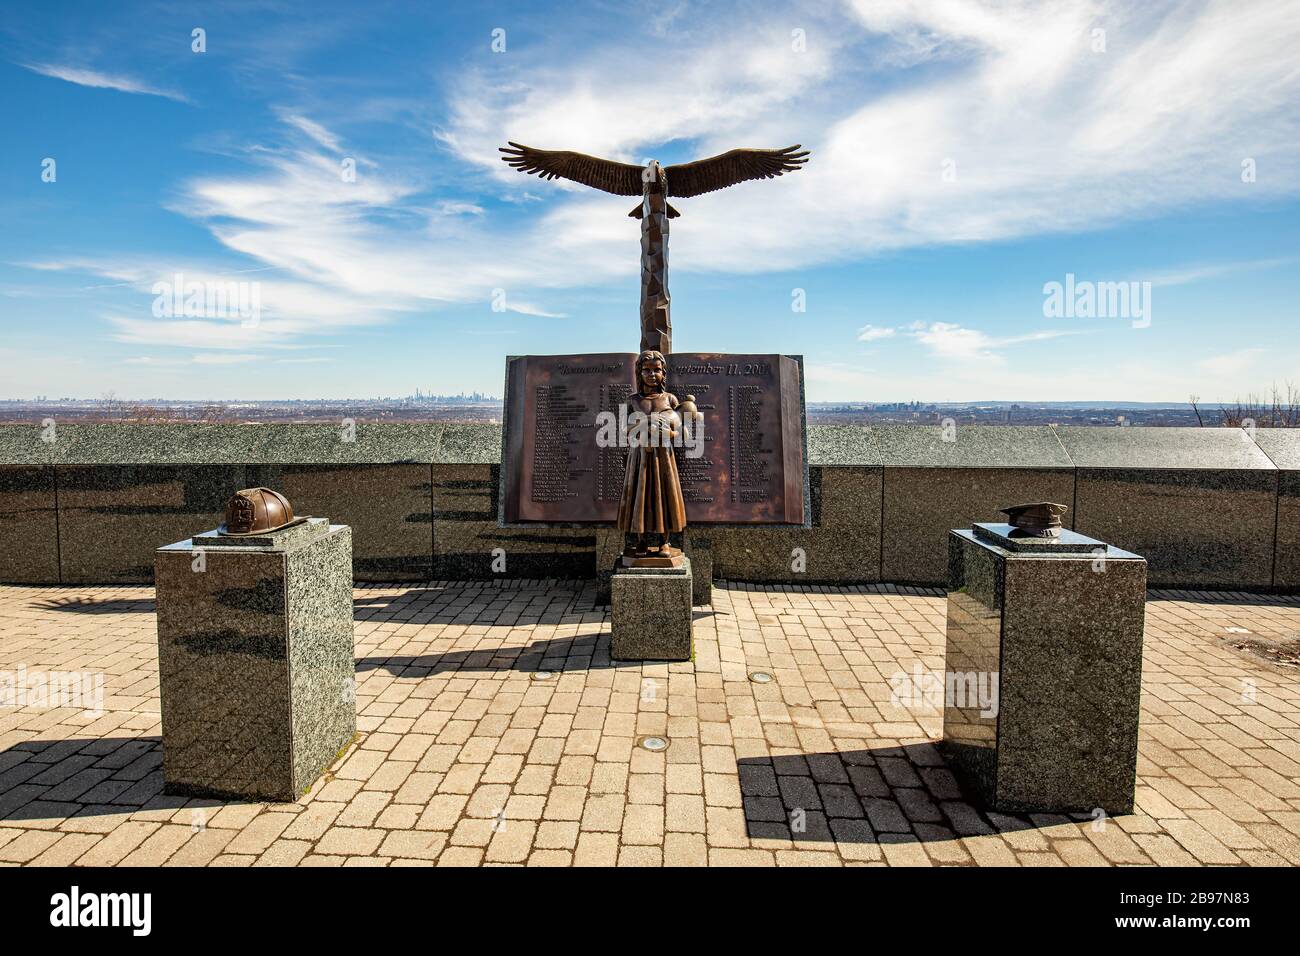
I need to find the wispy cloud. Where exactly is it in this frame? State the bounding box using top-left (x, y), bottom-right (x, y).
top-left (1148, 256), bottom-right (1299, 288)
top-left (505, 301), bottom-right (568, 319)
top-left (125, 353), bottom-right (260, 366)
top-left (857, 325), bottom-right (896, 342)
top-left (854, 321), bottom-right (1085, 361)
top-left (910, 323), bottom-right (1084, 362)
top-left (276, 111), bottom-right (344, 152)
top-left (166, 0), bottom-right (1300, 316)
top-left (22, 62), bottom-right (188, 102)
top-left (192, 353), bottom-right (259, 365)
top-left (65, 255), bottom-right (413, 350)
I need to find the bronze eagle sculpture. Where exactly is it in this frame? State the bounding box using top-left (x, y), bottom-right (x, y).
top-left (498, 143), bottom-right (809, 218)
top-left (498, 141), bottom-right (810, 354)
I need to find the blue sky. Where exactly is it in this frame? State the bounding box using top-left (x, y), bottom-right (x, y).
top-left (1, 0), bottom-right (1297, 403)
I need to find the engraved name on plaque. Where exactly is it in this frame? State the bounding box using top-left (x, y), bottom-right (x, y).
top-left (502, 353), bottom-right (806, 525)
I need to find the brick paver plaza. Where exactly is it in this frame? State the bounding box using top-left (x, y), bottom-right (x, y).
top-left (2, 581), bottom-right (1298, 867)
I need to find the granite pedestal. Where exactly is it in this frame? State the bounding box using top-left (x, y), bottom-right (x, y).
top-left (611, 556), bottom-right (693, 661)
top-left (154, 517), bottom-right (356, 801)
top-left (943, 523), bottom-right (1146, 814)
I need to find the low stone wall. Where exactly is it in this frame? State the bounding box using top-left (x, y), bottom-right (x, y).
top-left (1, 423), bottom-right (1295, 591)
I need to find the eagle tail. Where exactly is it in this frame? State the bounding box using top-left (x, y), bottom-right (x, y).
top-left (627, 202), bottom-right (682, 219)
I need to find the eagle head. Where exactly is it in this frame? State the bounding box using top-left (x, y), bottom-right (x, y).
top-left (642, 159), bottom-right (666, 191)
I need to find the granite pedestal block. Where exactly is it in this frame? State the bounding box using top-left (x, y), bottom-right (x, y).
top-left (611, 556), bottom-right (693, 661)
top-left (154, 518), bottom-right (356, 802)
top-left (943, 524), bottom-right (1146, 814)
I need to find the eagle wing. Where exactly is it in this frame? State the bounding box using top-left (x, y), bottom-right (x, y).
top-left (665, 145), bottom-right (809, 198)
top-left (498, 142), bottom-right (644, 196)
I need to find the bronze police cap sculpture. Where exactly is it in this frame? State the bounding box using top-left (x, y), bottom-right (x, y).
top-left (1001, 502), bottom-right (1069, 538)
top-left (219, 487), bottom-right (298, 536)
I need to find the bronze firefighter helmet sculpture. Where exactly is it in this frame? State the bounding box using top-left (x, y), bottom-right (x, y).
top-left (219, 487), bottom-right (297, 536)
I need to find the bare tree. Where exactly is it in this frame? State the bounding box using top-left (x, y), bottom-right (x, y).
top-left (97, 391), bottom-right (121, 422)
top-left (1220, 382), bottom-right (1300, 428)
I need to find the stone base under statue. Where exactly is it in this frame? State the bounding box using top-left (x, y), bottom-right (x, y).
top-left (597, 531), bottom-right (711, 606)
top-left (611, 556), bottom-right (693, 661)
top-left (621, 545), bottom-right (684, 569)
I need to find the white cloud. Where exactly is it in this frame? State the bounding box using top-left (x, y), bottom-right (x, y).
top-left (276, 111), bottom-right (344, 152)
top-left (127, 354), bottom-right (261, 366)
top-left (393, 0), bottom-right (1294, 300)
top-left (910, 322), bottom-right (1083, 361)
top-left (857, 325), bottom-right (897, 341)
top-left (192, 353), bottom-right (260, 365)
top-left (22, 62), bottom-right (188, 102)
top-left (438, 19), bottom-right (838, 183)
top-left (505, 301), bottom-right (568, 319)
top-left (1148, 256), bottom-right (1299, 288)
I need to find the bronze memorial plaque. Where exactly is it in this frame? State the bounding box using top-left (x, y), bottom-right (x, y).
top-left (501, 352), bottom-right (807, 525)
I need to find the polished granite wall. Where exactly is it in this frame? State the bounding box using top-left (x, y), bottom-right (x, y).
top-left (432, 464), bottom-right (595, 579)
top-left (1253, 430), bottom-right (1300, 591)
top-left (708, 467), bottom-right (884, 584)
top-left (883, 466), bottom-right (1075, 584)
top-left (0, 465), bottom-right (59, 583)
top-left (874, 426), bottom-right (1076, 585)
top-left (2, 422), bottom-right (1297, 591)
top-left (58, 465), bottom-right (246, 583)
top-left (249, 464), bottom-right (433, 580)
top-left (1057, 427), bottom-right (1278, 589)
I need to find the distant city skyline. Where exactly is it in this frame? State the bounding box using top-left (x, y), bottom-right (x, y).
top-left (2, 1), bottom-right (1298, 403)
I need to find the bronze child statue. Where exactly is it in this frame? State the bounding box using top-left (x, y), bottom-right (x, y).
top-left (616, 349), bottom-right (692, 565)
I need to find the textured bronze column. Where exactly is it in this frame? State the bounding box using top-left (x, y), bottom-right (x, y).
top-left (640, 190), bottom-right (671, 354)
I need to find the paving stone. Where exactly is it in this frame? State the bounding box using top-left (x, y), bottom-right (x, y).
top-left (315, 827), bottom-right (384, 857)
